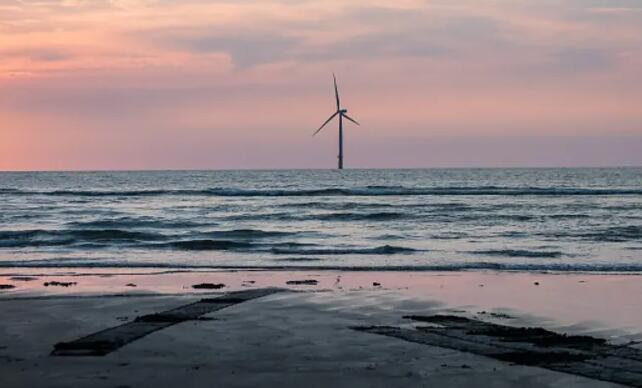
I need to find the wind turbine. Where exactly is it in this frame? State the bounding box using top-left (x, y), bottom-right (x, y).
top-left (313, 74), bottom-right (360, 170)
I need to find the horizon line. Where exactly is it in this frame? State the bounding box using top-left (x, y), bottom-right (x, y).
top-left (1, 165), bottom-right (641, 173)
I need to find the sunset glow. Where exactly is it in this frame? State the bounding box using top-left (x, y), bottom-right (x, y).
top-left (1, 0), bottom-right (641, 170)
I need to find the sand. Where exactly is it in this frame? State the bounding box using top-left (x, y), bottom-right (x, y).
top-left (1, 270), bottom-right (641, 387)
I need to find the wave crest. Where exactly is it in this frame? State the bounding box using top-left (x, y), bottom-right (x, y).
top-left (271, 244), bottom-right (418, 255)
top-left (165, 240), bottom-right (254, 251)
top-left (469, 249), bottom-right (563, 258)
top-left (0, 229), bottom-right (164, 248)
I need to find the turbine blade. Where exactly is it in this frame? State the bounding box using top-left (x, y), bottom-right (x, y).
top-left (333, 73), bottom-right (340, 110)
top-left (342, 113), bottom-right (360, 126)
top-left (313, 111), bottom-right (339, 136)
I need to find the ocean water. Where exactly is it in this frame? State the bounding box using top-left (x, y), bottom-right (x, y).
top-left (0, 168), bottom-right (641, 272)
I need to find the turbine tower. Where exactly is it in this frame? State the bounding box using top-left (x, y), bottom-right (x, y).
top-left (313, 74), bottom-right (360, 170)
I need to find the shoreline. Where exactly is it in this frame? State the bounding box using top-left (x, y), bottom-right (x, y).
top-left (2, 265), bottom-right (642, 275)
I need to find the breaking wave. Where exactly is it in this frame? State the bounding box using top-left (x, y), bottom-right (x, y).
top-left (204, 229), bottom-right (298, 238)
top-left (542, 225), bottom-right (642, 242)
top-left (579, 225), bottom-right (642, 242)
top-left (163, 240), bottom-right (254, 251)
top-left (314, 212), bottom-right (408, 221)
top-left (0, 228), bottom-right (298, 249)
top-left (469, 249), bottom-right (564, 258)
top-left (0, 229), bottom-right (165, 248)
top-left (67, 217), bottom-right (207, 229)
top-left (271, 245), bottom-right (419, 255)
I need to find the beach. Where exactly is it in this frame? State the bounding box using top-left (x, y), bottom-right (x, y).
top-left (1, 269), bottom-right (641, 387)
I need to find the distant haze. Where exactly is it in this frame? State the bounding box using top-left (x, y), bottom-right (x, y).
top-left (1, 0), bottom-right (641, 170)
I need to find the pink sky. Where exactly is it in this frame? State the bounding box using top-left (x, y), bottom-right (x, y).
top-left (1, 0), bottom-right (641, 170)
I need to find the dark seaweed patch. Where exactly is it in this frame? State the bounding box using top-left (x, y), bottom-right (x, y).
top-left (44, 281), bottom-right (77, 287)
top-left (354, 316), bottom-right (642, 387)
top-left (286, 280), bottom-right (318, 285)
top-left (404, 315), bottom-right (472, 324)
top-left (192, 283), bottom-right (226, 290)
top-left (468, 325), bottom-right (606, 348)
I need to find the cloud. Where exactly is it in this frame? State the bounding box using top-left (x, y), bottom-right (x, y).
top-left (157, 29), bottom-right (301, 67)
top-left (551, 47), bottom-right (614, 72)
top-left (299, 31), bottom-right (450, 62)
top-left (0, 48), bottom-right (72, 62)
top-left (140, 7), bottom-right (505, 67)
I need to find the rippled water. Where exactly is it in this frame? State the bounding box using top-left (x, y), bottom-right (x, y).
top-left (0, 168), bottom-right (641, 271)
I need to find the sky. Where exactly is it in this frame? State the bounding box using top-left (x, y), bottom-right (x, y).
top-left (1, 0), bottom-right (641, 170)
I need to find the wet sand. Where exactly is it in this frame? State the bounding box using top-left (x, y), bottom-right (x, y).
top-left (1, 270), bottom-right (641, 387)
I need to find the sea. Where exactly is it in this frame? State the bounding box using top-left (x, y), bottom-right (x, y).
top-left (0, 168), bottom-right (641, 272)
